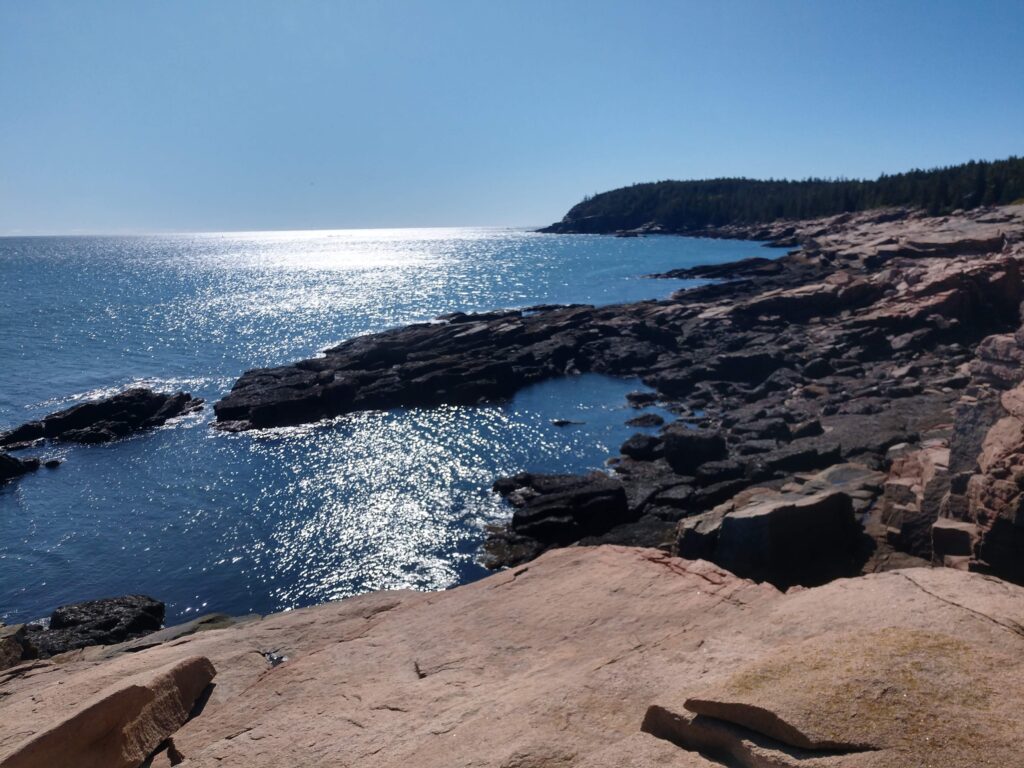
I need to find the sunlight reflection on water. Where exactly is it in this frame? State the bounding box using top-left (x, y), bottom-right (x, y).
top-left (0, 228), bottom-right (768, 622)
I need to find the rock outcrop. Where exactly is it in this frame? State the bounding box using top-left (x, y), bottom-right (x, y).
top-left (1, 388), bottom-right (203, 449)
top-left (204, 204), bottom-right (1024, 583)
top-left (0, 595), bottom-right (166, 668)
top-left (485, 472), bottom-right (634, 567)
top-left (2, 546), bottom-right (1022, 767)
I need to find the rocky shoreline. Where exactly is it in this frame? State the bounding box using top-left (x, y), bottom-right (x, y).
top-left (215, 203), bottom-right (1024, 588)
top-left (5, 204), bottom-right (1024, 766)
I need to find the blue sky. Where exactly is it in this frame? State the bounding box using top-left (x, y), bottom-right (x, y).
top-left (1, 0), bottom-right (1022, 234)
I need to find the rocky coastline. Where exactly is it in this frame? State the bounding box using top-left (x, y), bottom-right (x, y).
top-left (215, 203), bottom-right (1024, 589)
top-left (0, 387), bottom-right (203, 482)
top-left (5, 204), bottom-right (1024, 766)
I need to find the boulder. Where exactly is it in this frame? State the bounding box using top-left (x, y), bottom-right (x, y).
top-left (880, 440), bottom-right (950, 558)
top-left (624, 413), bottom-right (664, 428)
top-left (620, 433), bottom-right (662, 461)
top-left (488, 473), bottom-right (634, 561)
top-left (931, 518), bottom-right (980, 565)
top-left (0, 625), bottom-right (31, 671)
top-left (662, 425), bottom-right (727, 475)
top-left (0, 453), bottom-right (39, 483)
top-left (715, 491), bottom-right (860, 587)
top-left (674, 487), bottom-right (862, 588)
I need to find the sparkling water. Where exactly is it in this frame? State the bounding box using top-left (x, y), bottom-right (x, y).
top-left (0, 228), bottom-right (766, 623)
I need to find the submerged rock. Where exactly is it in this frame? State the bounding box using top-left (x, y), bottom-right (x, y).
top-left (624, 412), bottom-right (664, 427)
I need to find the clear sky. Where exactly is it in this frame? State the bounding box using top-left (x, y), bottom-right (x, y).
top-left (2, 0), bottom-right (1022, 234)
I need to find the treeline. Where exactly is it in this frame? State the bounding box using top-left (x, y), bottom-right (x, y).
top-left (542, 156), bottom-right (1024, 233)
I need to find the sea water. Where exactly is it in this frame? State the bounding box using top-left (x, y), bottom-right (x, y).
top-left (0, 228), bottom-right (767, 623)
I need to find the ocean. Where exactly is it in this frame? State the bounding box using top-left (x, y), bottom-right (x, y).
top-left (0, 228), bottom-right (767, 624)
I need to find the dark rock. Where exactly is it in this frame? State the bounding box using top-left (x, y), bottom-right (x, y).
top-left (678, 491), bottom-right (862, 588)
top-left (1, 388), bottom-right (203, 447)
top-left (732, 417), bottom-right (790, 441)
top-left (577, 514), bottom-right (675, 550)
top-left (43, 458), bottom-right (61, 469)
top-left (27, 595), bottom-right (165, 657)
top-left (0, 452), bottom-right (40, 483)
top-left (755, 441), bottom-right (843, 476)
top-left (550, 419), bottom-right (583, 427)
top-left (625, 391), bottom-right (659, 407)
top-left (662, 425), bottom-right (727, 475)
top-left (486, 472), bottom-right (634, 567)
top-left (675, 508), bottom-right (727, 561)
top-left (0, 624), bottom-right (36, 670)
top-left (734, 439), bottom-right (780, 455)
top-left (789, 419), bottom-right (824, 439)
top-left (801, 357), bottom-right (833, 379)
top-left (710, 352), bottom-right (787, 385)
top-left (649, 483), bottom-right (695, 511)
top-left (620, 433), bottom-right (662, 461)
top-left (931, 518), bottom-right (979, 564)
top-left (690, 478), bottom-right (755, 510)
top-left (624, 413), bottom-right (664, 428)
top-left (695, 459), bottom-right (745, 484)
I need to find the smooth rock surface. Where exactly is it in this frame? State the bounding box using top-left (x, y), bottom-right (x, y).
top-left (0, 656), bottom-right (214, 768)
top-left (2, 546), bottom-right (1022, 767)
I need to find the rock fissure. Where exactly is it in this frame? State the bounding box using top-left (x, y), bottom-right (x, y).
top-left (896, 571), bottom-right (1024, 639)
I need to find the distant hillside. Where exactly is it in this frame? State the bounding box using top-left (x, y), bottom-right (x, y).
top-left (541, 156), bottom-right (1024, 234)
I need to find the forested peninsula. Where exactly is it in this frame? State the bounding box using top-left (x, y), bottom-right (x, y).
top-left (540, 156), bottom-right (1024, 234)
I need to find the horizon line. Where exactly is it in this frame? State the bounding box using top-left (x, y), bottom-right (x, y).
top-left (0, 223), bottom-right (548, 238)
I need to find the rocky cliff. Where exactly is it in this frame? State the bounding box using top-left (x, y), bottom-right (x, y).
top-left (1, 546), bottom-right (1023, 767)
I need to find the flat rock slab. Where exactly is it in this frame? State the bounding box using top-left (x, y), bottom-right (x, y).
top-left (2, 547), bottom-right (1023, 767)
top-left (0, 656), bottom-right (214, 768)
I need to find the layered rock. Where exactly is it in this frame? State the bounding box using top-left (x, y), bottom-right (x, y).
top-left (208, 204), bottom-right (1024, 580)
top-left (215, 207), bottom-right (1024, 434)
top-left (485, 472), bottom-right (634, 566)
top-left (2, 546), bottom-right (1022, 767)
top-left (0, 656), bottom-right (215, 768)
top-left (1, 388), bottom-right (203, 448)
top-left (880, 439), bottom-right (950, 558)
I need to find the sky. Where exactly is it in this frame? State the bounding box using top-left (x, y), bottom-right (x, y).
top-left (1, 0), bottom-right (1023, 234)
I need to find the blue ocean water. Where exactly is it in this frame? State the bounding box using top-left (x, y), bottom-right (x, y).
top-left (0, 229), bottom-right (766, 624)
